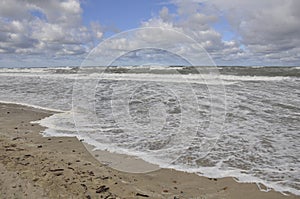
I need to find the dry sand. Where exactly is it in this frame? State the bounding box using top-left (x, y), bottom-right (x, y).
top-left (0, 102), bottom-right (299, 199)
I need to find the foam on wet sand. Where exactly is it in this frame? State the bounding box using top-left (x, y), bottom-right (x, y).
top-left (0, 102), bottom-right (299, 198)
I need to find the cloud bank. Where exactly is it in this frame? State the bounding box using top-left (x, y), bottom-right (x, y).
top-left (0, 0), bottom-right (102, 67)
top-left (0, 0), bottom-right (299, 67)
top-left (145, 0), bottom-right (300, 65)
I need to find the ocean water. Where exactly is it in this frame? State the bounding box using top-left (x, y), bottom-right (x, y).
top-left (0, 66), bottom-right (299, 195)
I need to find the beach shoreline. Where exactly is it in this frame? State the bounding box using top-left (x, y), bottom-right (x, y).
top-left (0, 102), bottom-right (299, 199)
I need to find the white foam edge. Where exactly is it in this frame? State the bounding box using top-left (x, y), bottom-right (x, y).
top-left (32, 106), bottom-right (300, 197)
top-left (0, 100), bottom-right (65, 113)
top-left (159, 163), bottom-right (300, 196)
top-left (40, 124), bottom-right (300, 196)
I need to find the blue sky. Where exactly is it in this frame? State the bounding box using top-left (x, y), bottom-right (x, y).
top-left (0, 0), bottom-right (300, 67)
top-left (81, 0), bottom-right (234, 40)
top-left (82, 0), bottom-right (169, 34)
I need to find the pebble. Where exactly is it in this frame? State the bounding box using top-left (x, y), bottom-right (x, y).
top-left (136, 192), bottom-right (149, 197)
top-left (95, 185), bottom-right (109, 193)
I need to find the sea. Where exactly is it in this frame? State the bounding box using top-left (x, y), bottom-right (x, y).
top-left (0, 65), bottom-right (299, 196)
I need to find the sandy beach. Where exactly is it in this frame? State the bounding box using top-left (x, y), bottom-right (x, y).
top-left (0, 102), bottom-right (299, 199)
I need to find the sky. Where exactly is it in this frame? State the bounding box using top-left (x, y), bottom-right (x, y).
top-left (0, 0), bottom-right (300, 67)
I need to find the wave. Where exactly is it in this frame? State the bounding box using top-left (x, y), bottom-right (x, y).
top-left (1, 67), bottom-right (299, 196)
top-left (35, 110), bottom-right (300, 196)
top-left (0, 70), bottom-right (294, 84)
top-left (219, 75), bottom-right (291, 81)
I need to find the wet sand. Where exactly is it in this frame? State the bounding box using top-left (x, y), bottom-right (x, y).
top-left (0, 102), bottom-right (299, 199)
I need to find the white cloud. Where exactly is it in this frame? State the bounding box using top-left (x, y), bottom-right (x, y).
top-left (159, 7), bottom-right (174, 22)
top-left (0, 0), bottom-right (102, 65)
top-left (1, 0), bottom-right (299, 66)
top-left (134, 2), bottom-right (242, 66)
top-left (188, 0), bottom-right (300, 65)
top-left (132, 0), bottom-right (300, 66)
top-left (90, 22), bottom-right (104, 39)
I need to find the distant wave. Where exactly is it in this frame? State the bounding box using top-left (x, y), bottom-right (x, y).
top-left (0, 68), bottom-right (295, 84)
